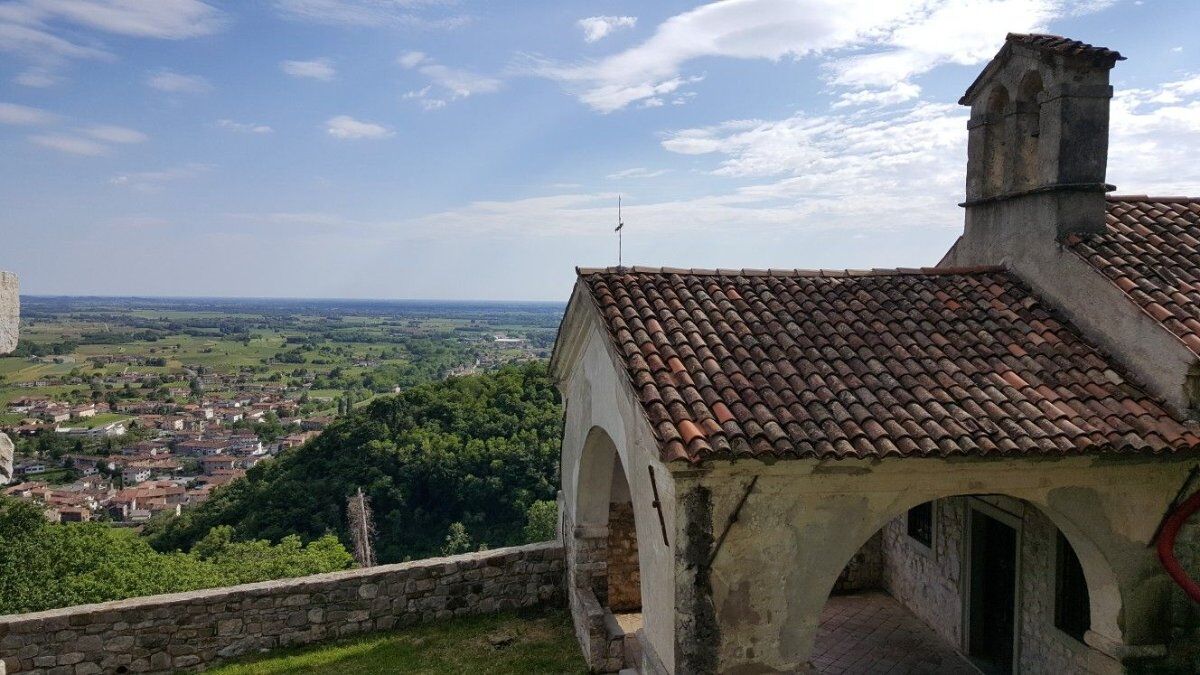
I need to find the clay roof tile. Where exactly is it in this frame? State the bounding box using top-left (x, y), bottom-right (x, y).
top-left (577, 266), bottom-right (1200, 463)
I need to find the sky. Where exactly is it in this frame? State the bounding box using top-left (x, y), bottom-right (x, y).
top-left (1, 0), bottom-right (1199, 301)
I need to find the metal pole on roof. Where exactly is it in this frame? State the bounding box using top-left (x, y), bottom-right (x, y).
top-left (615, 195), bottom-right (624, 269)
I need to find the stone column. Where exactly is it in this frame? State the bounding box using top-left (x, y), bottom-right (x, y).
top-left (0, 271), bottom-right (17, 488)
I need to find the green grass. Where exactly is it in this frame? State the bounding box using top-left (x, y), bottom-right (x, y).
top-left (75, 413), bottom-right (132, 428)
top-left (208, 609), bottom-right (586, 675)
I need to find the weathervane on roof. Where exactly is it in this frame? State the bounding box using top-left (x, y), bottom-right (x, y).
top-left (615, 195), bottom-right (625, 269)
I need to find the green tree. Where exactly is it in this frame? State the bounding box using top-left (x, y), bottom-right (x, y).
top-left (522, 500), bottom-right (558, 543)
top-left (146, 362), bottom-right (562, 563)
top-left (0, 497), bottom-right (354, 615)
top-left (441, 522), bottom-right (473, 556)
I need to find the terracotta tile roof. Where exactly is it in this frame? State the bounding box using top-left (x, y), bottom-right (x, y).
top-left (1067, 197), bottom-right (1200, 356)
top-left (961, 33), bottom-right (1122, 104)
top-left (1005, 33), bottom-right (1124, 63)
top-left (579, 266), bottom-right (1200, 464)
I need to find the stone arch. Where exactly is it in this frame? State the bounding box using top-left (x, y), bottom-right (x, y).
top-left (1011, 70), bottom-right (1045, 192)
top-left (981, 84), bottom-right (1011, 197)
top-left (802, 489), bottom-right (1125, 665)
top-left (568, 425), bottom-right (647, 671)
top-left (574, 425), bottom-right (623, 529)
top-left (572, 427), bottom-right (647, 602)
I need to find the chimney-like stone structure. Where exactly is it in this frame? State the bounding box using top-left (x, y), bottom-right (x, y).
top-left (943, 34), bottom-right (1123, 265)
top-left (941, 36), bottom-right (1200, 416)
top-left (0, 271), bottom-right (16, 485)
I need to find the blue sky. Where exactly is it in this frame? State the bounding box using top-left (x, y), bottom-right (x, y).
top-left (1, 0), bottom-right (1199, 300)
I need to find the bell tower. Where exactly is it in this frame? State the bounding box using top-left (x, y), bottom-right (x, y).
top-left (959, 34), bottom-right (1123, 239)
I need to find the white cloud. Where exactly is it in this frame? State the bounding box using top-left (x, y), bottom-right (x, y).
top-left (659, 100), bottom-right (967, 234)
top-left (402, 85), bottom-right (447, 110)
top-left (578, 16), bottom-right (636, 43)
top-left (398, 50), bottom-right (427, 68)
top-left (13, 68), bottom-right (57, 87)
top-left (273, 0), bottom-right (468, 29)
top-left (110, 163), bottom-right (213, 192)
top-left (191, 69), bottom-right (1200, 250)
top-left (607, 167), bottom-right (671, 180)
top-left (12, 0), bottom-right (224, 38)
top-left (281, 58), bottom-right (336, 81)
top-left (399, 51), bottom-right (500, 108)
top-left (405, 191), bottom-right (808, 239)
top-left (0, 21), bottom-right (112, 63)
top-left (1107, 74), bottom-right (1200, 193)
top-left (29, 133), bottom-right (108, 156)
top-left (83, 124), bottom-right (147, 144)
top-left (833, 82), bottom-right (921, 108)
top-left (6, 107), bottom-right (146, 153)
top-left (418, 63), bottom-right (501, 97)
top-left (533, 0), bottom-right (1108, 112)
top-left (147, 69), bottom-right (212, 94)
top-left (216, 119), bottom-right (274, 134)
top-left (0, 101), bottom-right (57, 125)
top-left (325, 115), bottom-right (394, 140)
top-left (0, 0), bottom-right (222, 68)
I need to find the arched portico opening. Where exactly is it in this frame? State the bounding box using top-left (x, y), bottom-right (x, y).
top-left (569, 426), bottom-right (645, 672)
top-left (811, 492), bottom-right (1122, 675)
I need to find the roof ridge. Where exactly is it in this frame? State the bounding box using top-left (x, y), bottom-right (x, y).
top-left (1005, 33), bottom-right (1125, 61)
top-left (1107, 194), bottom-right (1200, 203)
top-left (575, 265), bottom-right (1006, 278)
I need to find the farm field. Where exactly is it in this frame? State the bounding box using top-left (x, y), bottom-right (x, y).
top-left (1, 296), bottom-right (563, 413)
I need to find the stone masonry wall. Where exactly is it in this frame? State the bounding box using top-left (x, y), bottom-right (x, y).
top-left (881, 498), bottom-right (965, 648)
top-left (606, 501), bottom-right (641, 612)
top-left (878, 496), bottom-right (1108, 673)
top-left (833, 531), bottom-right (882, 594)
top-left (0, 270), bottom-right (16, 487)
top-left (1016, 503), bottom-right (1106, 673)
top-left (0, 541), bottom-right (563, 674)
top-left (564, 499), bottom-right (627, 673)
top-left (0, 271), bottom-right (16, 355)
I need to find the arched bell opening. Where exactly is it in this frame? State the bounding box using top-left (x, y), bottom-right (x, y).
top-left (1010, 70), bottom-right (1045, 193)
top-left (982, 85), bottom-right (1011, 198)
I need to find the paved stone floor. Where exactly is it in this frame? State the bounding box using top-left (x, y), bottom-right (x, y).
top-left (812, 591), bottom-right (980, 674)
top-left (614, 612), bottom-right (642, 635)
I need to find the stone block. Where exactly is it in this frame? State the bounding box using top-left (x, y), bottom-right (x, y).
top-left (0, 272), bottom-right (15, 354)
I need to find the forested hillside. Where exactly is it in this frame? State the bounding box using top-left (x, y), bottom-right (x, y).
top-left (146, 362), bottom-right (562, 563)
top-left (0, 497), bottom-right (352, 614)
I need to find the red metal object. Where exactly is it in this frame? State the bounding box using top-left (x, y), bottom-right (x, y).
top-left (1156, 489), bottom-right (1200, 604)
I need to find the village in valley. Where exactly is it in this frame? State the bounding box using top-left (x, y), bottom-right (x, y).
top-left (0, 296), bottom-right (561, 526)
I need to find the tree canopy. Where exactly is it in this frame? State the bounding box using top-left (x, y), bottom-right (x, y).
top-left (145, 361), bottom-right (562, 563)
top-left (0, 497), bottom-right (352, 614)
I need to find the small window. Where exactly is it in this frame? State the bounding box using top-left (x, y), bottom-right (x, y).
top-left (907, 501), bottom-right (934, 548)
top-left (1055, 531), bottom-right (1091, 642)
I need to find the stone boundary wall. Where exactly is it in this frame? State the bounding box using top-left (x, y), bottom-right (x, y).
top-left (0, 541), bottom-right (564, 674)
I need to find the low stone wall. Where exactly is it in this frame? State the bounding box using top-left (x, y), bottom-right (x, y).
top-left (0, 541), bottom-right (564, 674)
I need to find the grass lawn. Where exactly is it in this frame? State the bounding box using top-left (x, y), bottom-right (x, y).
top-left (208, 609), bottom-right (587, 675)
top-left (76, 413), bottom-right (132, 428)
